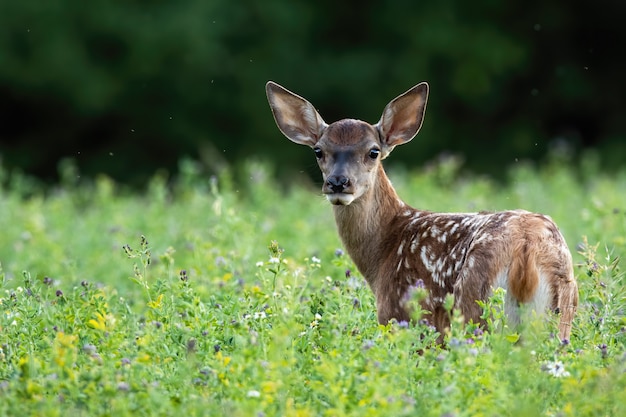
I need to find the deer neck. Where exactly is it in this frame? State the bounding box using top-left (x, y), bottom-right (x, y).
top-left (332, 164), bottom-right (405, 285)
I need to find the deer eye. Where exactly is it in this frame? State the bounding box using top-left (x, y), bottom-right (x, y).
top-left (313, 147), bottom-right (323, 159)
top-left (368, 148), bottom-right (380, 159)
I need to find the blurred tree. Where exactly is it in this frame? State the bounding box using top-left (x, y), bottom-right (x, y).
top-left (0, 0), bottom-right (624, 185)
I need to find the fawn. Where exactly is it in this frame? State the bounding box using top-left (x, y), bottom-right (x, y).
top-left (265, 81), bottom-right (578, 342)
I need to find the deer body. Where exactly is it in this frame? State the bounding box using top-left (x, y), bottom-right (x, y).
top-left (266, 81), bottom-right (578, 341)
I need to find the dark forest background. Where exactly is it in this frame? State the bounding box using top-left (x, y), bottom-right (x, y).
top-left (1, 0), bottom-right (624, 186)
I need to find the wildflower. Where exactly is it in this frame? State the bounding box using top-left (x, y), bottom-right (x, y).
top-left (253, 311), bottom-right (267, 320)
top-left (449, 338), bottom-right (461, 347)
top-left (598, 343), bottom-right (608, 358)
top-left (345, 269), bottom-right (351, 278)
top-left (247, 390), bottom-right (261, 398)
top-left (256, 261), bottom-right (264, 267)
top-left (179, 270), bottom-right (188, 282)
top-left (117, 382), bottom-right (130, 391)
top-left (82, 344), bottom-right (97, 355)
top-left (473, 328), bottom-right (484, 337)
top-left (401, 280), bottom-right (427, 305)
top-left (541, 360), bottom-right (570, 378)
top-left (43, 277), bottom-right (53, 286)
top-left (311, 256), bottom-right (321, 264)
top-left (121, 358), bottom-right (131, 366)
top-left (55, 290), bottom-right (63, 297)
top-left (335, 248), bottom-right (344, 257)
top-left (268, 257), bottom-right (280, 264)
top-left (361, 339), bottom-right (375, 351)
top-left (398, 320), bottom-right (410, 329)
top-left (187, 338), bottom-right (197, 353)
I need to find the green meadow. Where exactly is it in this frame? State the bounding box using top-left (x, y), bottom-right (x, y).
top-left (1, 155), bottom-right (625, 416)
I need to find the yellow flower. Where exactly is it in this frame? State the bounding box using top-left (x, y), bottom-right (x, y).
top-left (147, 293), bottom-right (164, 309)
top-left (88, 311), bottom-right (115, 331)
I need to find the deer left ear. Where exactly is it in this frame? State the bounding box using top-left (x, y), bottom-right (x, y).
top-left (266, 81), bottom-right (327, 147)
top-left (377, 83), bottom-right (429, 151)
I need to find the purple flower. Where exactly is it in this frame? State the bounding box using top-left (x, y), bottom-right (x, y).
top-left (82, 344), bottom-right (97, 354)
top-left (362, 340), bottom-right (375, 351)
top-left (179, 270), bottom-right (188, 282)
top-left (55, 290), bottom-right (63, 297)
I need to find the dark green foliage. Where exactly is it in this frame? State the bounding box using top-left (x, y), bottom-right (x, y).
top-left (1, 0), bottom-right (625, 184)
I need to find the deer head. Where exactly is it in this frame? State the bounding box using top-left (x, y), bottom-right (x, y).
top-left (266, 81), bottom-right (429, 205)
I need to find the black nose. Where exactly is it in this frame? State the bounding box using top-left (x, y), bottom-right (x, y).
top-left (326, 175), bottom-right (350, 193)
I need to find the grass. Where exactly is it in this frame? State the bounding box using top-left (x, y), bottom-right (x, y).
top-left (1, 155), bottom-right (625, 416)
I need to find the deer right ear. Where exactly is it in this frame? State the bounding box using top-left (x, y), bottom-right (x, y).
top-left (377, 82), bottom-right (429, 150)
top-left (266, 81), bottom-right (328, 147)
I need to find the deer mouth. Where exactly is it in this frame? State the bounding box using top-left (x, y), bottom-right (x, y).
top-left (325, 192), bottom-right (355, 205)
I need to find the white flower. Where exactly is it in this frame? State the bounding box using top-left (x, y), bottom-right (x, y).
top-left (253, 312), bottom-right (267, 320)
top-left (256, 261), bottom-right (264, 267)
top-left (542, 360), bottom-right (570, 378)
top-left (268, 257), bottom-right (280, 264)
top-left (247, 390), bottom-right (261, 398)
top-left (311, 256), bottom-right (321, 264)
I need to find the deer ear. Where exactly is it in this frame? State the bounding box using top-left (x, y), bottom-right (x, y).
top-left (377, 82), bottom-right (429, 149)
top-left (266, 81), bottom-right (327, 147)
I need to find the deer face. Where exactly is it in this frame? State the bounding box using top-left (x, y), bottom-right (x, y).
top-left (313, 120), bottom-right (382, 205)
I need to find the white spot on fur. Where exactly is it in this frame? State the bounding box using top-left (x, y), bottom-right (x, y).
top-left (410, 238), bottom-right (419, 253)
top-left (397, 241), bottom-right (405, 256)
top-left (474, 233), bottom-right (494, 245)
top-left (420, 246), bottom-right (434, 272)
